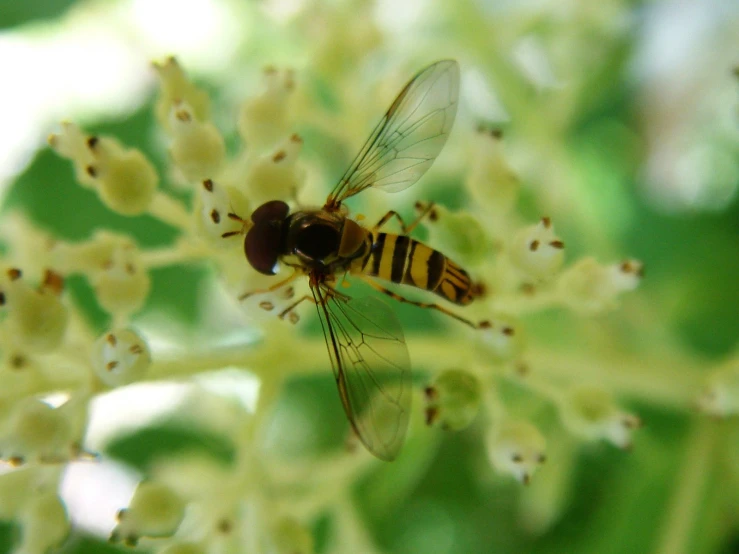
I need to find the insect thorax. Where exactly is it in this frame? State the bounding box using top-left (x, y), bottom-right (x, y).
top-left (282, 210), bottom-right (367, 270)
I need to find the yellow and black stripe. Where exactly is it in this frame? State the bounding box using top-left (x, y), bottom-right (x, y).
top-left (360, 233), bottom-right (475, 305)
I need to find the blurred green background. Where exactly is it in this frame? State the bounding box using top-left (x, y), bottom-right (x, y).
top-left (0, 0), bottom-right (737, 553)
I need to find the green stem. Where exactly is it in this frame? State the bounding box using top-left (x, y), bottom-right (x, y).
top-left (654, 419), bottom-right (717, 554)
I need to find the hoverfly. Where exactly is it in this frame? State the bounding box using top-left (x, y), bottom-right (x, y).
top-left (225, 60), bottom-right (486, 461)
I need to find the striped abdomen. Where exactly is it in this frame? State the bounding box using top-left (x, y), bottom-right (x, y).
top-left (360, 233), bottom-right (475, 305)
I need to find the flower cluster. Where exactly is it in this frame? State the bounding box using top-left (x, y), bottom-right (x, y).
top-left (0, 40), bottom-right (734, 554)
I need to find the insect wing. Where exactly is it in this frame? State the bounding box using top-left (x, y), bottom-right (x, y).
top-left (326, 60), bottom-right (459, 208)
top-left (312, 284), bottom-right (412, 461)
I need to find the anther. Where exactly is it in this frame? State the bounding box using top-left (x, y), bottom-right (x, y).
top-left (425, 406), bottom-right (439, 426)
top-left (175, 110), bottom-right (191, 122)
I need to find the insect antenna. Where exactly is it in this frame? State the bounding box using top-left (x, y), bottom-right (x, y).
top-left (220, 211), bottom-right (251, 238)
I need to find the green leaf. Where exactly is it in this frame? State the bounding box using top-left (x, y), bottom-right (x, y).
top-left (105, 422), bottom-right (235, 475)
top-left (0, 0), bottom-right (76, 30)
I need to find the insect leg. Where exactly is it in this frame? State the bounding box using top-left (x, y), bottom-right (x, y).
top-left (221, 212), bottom-right (252, 238)
top-left (372, 202), bottom-right (437, 234)
top-left (238, 269), bottom-right (302, 301)
top-left (277, 294), bottom-right (316, 324)
top-left (359, 276), bottom-right (490, 330)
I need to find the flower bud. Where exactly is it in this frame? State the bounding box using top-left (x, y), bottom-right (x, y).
top-left (558, 257), bottom-right (644, 314)
top-left (244, 134), bottom-right (305, 207)
top-left (424, 370), bottom-right (481, 431)
top-left (87, 139), bottom-right (159, 215)
top-left (0, 398), bottom-right (73, 464)
top-left (110, 481), bottom-right (186, 545)
top-left (509, 218), bottom-right (564, 281)
top-left (91, 329), bottom-right (151, 388)
top-left (311, 8), bottom-right (381, 78)
top-left (89, 239), bottom-right (150, 316)
top-left (487, 420), bottom-right (546, 484)
top-left (195, 179), bottom-right (250, 244)
top-left (238, 66), bottom-right (294, 148)
top-left (1, 270), bottom-right (68, 354)
top-left (696, 359), bottom-right (739, 417)
top-left (16, 491), bottom-right (70, 554)
top-left (419, 204), bottom-right (490, 266)
top-left (0, 467), bottom-right (39, 518)
top-left (465, 129), bottom-right (519, 214)
top-left (153, 57), bottom-right (210, 131)
top-left (48, 122), bottom-right (97, 188)
top-left (268, 517), bottom-right (314, 554)
top-left (159, 542), bottom-right (205, 554)
top-left (558, 386), bottom-right (642, 449)
top-left (50, 124), bottom-right (159, 215)
top-left (477, 314), bottom-right (526, 363)
top-left (168, 102), bottom-right (226, 182)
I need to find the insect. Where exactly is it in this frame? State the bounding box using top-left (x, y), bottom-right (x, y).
top-left (225, 60), bottom-right (486, 461)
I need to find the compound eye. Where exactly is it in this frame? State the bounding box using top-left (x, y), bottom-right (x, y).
top-left (245, 221), bottom-right (282, 275)
top-left (251, 200), bottom-right (289, 224)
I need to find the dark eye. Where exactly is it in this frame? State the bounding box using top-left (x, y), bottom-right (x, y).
top-left (295, 224), bottom-right (340, 260)
top-left (245, 221), bottom-right (283, 275)
top-left (251, 200), bottom-right (289, 224)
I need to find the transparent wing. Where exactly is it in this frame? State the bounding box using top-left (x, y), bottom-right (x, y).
top-left (311, 283), bottom-right (412, 461)
top-left (325, 60), bottom-right (459, 209)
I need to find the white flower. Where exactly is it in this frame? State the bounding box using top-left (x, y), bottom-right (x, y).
top-left (487, 420), bottom-right (547, 484)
